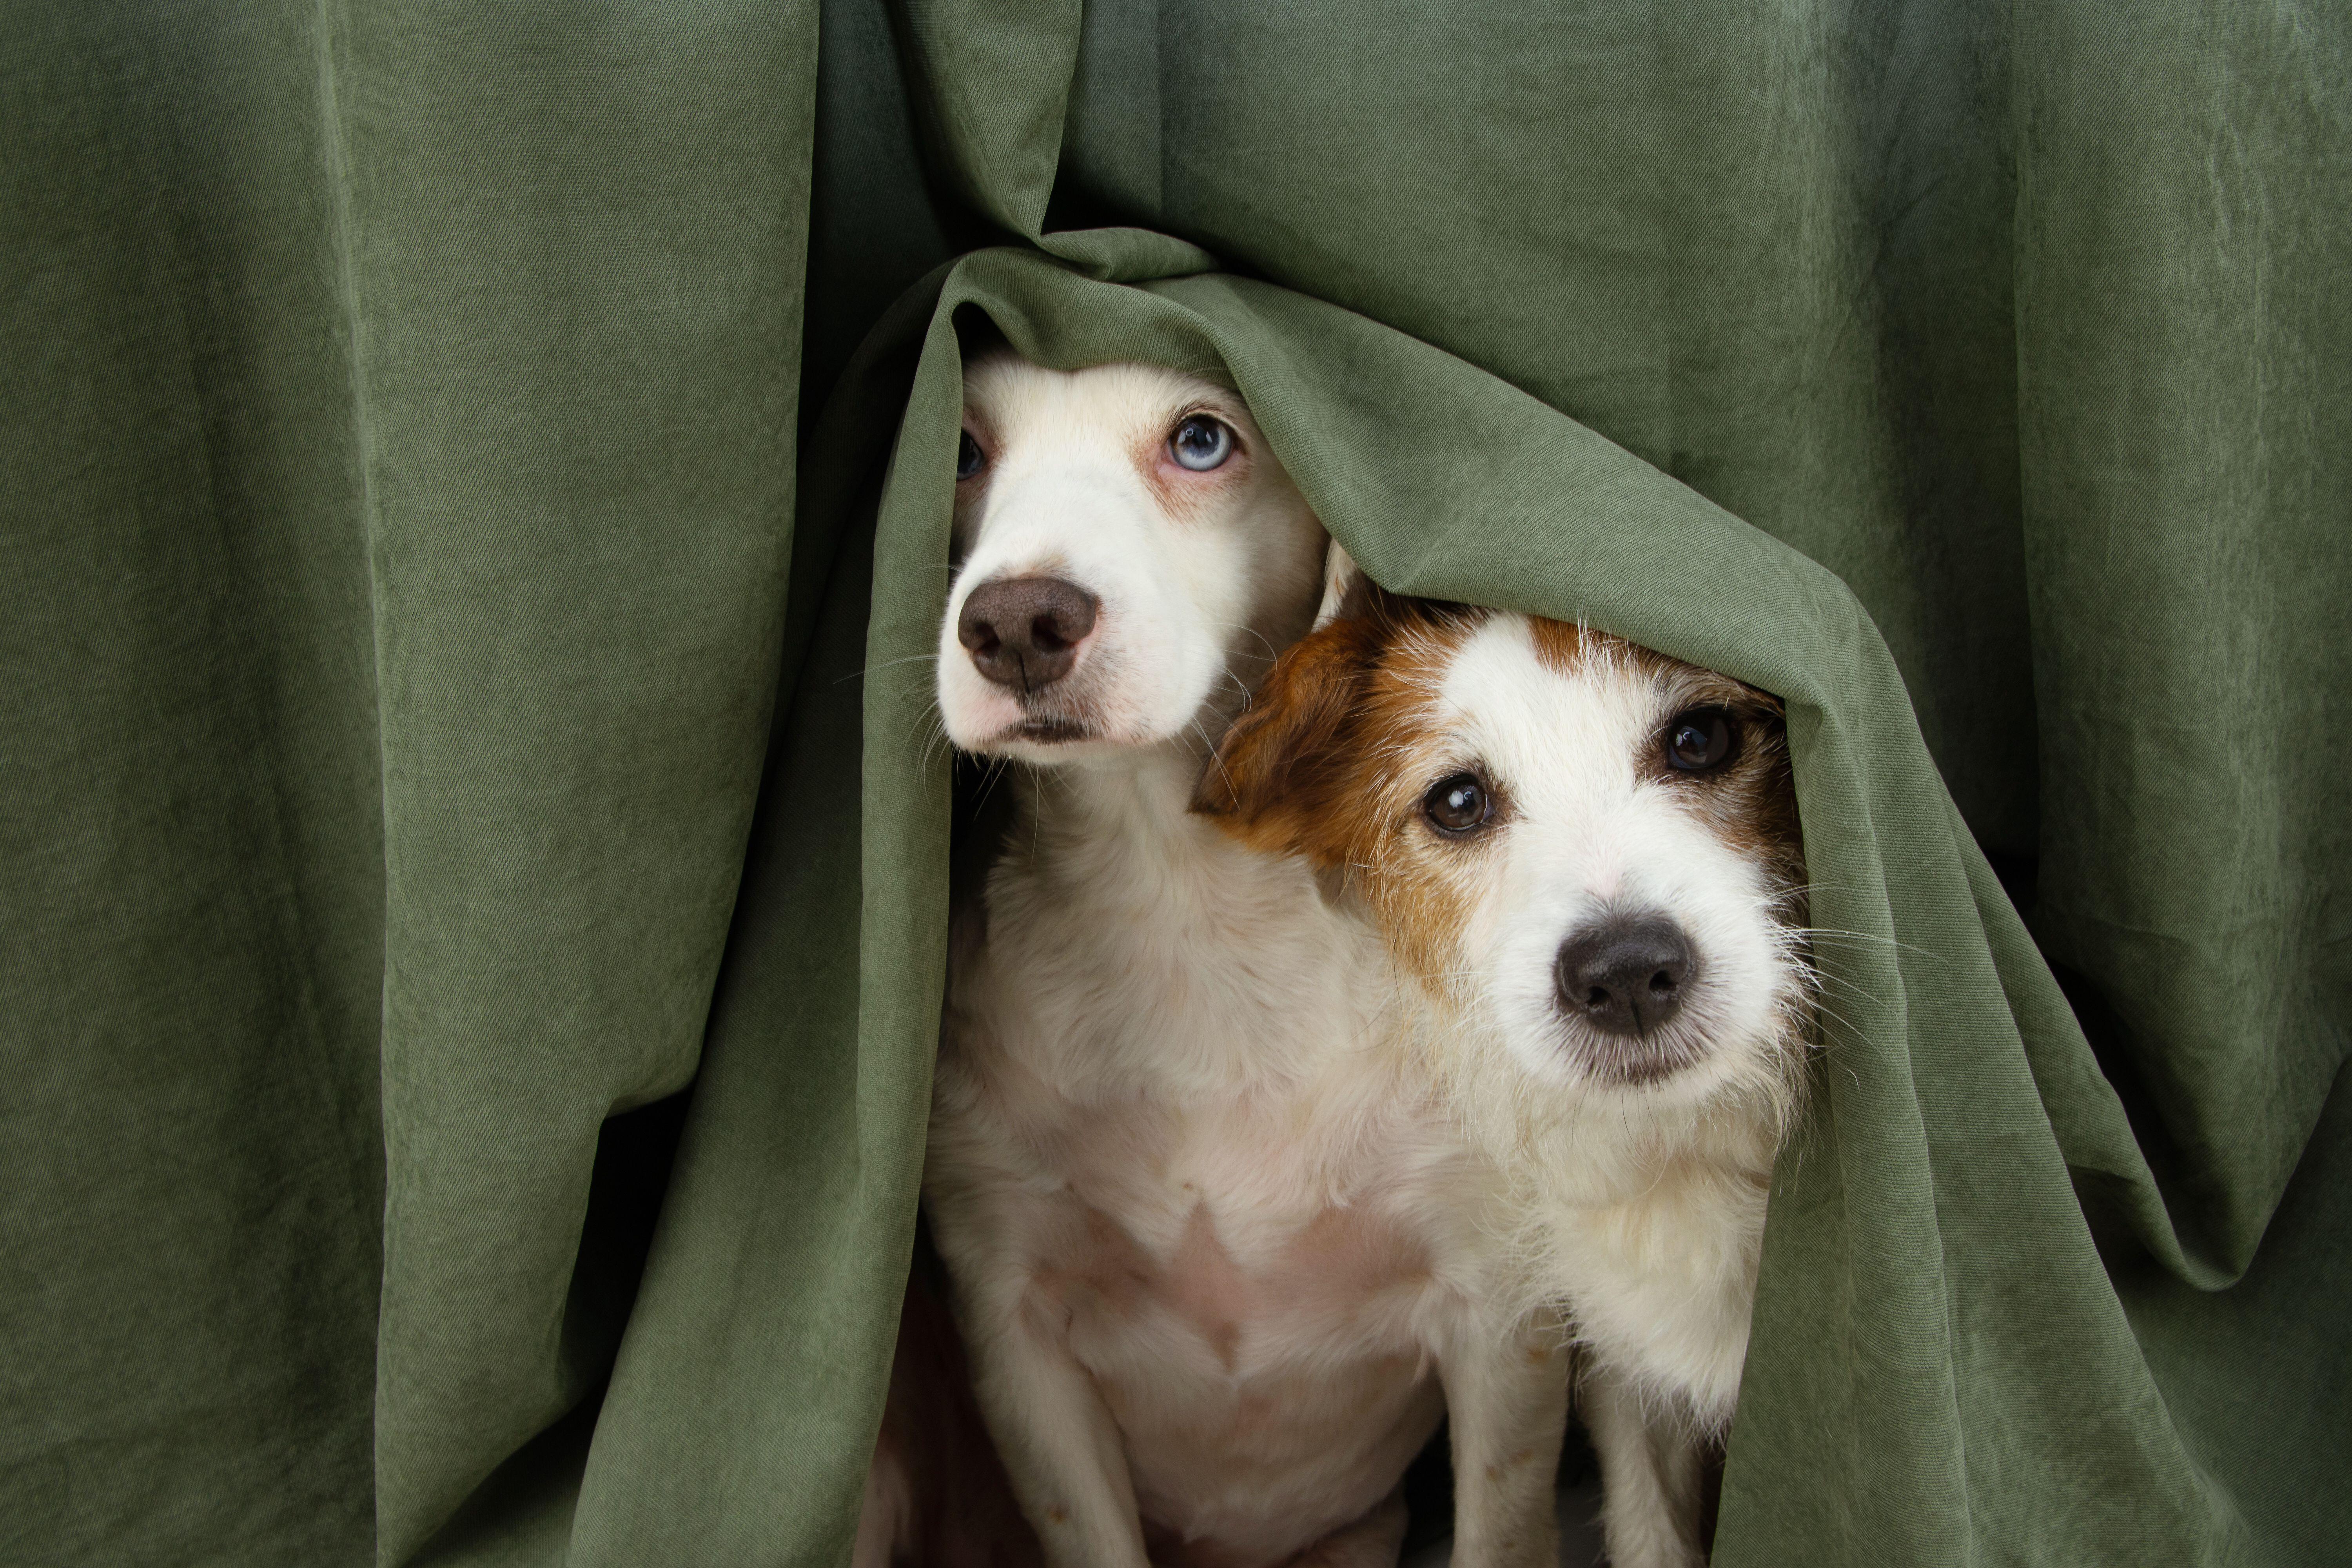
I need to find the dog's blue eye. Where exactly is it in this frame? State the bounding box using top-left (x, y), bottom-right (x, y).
top-left (1169, 415), bottom-right (1234, 472)
top-left (957, 431), bottom-right (985, 480)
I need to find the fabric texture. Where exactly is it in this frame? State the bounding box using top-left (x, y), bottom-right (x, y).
top-left (2, 1), bottom-right (2343, 1565)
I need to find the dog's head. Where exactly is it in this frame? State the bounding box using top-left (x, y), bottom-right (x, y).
top-left (936, 353), bottom-right (1328, 763)
top-left (1198, 575), bottom-right (1811, 1112)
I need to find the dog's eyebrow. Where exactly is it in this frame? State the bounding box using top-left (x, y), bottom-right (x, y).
top-left (1172, 391), bottom-right (1251, 426)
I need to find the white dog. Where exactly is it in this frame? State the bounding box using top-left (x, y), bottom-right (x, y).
top-left (1200, 573), bottom-right (1813, 1568)
top-left (918, 354), bottom-right (1567, 1568)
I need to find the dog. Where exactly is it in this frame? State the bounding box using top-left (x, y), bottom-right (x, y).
top-left (1198, 567), bottom-right (1813, 1568)
top-left (907, 353), bottom-right (1568, 1568)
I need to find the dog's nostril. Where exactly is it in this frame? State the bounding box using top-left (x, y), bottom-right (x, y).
top-left (1555, 915), bottom-right (1695, 1039)
top-left (957, 575), bottom-right (1100, 693)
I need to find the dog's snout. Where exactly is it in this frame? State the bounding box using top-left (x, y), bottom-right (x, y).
top-left (958, 576), bottom-right (1100, 693)
top-left (1555, 915), bottom-right (1694, 1038)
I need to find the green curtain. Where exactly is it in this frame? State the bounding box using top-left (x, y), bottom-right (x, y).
top-left (4, 2), bottom-right (2343, 1565)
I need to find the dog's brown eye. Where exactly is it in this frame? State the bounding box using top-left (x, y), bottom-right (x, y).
top-left (1169, 414), bottom-right (1234, 472)
top-left (1665, 709), bottom-right (1737, 772)
top-left (957, 431), bottom-right (986, 481)
top-left (1422, 773), bottom-right (1492, 835)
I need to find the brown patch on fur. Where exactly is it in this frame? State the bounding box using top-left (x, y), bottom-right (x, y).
top-left (1643, 664), bottom-right (1805, 940)
top-left (1196, 590), bottom-right (1509, 989)
top-left (1190, 610), bottom-right (1388, 842)
top-left (1202, 593), bottom-right (1806, 1015)
top-left (1527, 612), bottom-right (1803, 908)
top-left (1523, 615), bottom-right (1602, 675)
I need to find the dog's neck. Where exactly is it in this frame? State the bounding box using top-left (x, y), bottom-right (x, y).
top-left (1017, 737), bottom-right (1207, 849)
top-left (980, 731), bottom-right (1385, 1097)
top-left (1004, 737), bottom-right (1290, 927)
top-left (1437, 1008), bottom-right (1788, 1206)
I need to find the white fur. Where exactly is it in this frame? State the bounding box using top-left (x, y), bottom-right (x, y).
top-left (937, 358), bottom-right (1310, 762)
top-left (924, 358), bottom-right (1566, 1568)
top-left (1366, 613), bottom-right (1810, 1568)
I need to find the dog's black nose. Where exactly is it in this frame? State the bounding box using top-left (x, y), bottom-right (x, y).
top-left (1555, 915), bottom-right (1694, 1037)
top-left (958, 576), bottom-right (1100, 693)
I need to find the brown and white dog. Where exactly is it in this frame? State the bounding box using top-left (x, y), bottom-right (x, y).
top-left (1200, 569), bottom-right (1814, 1568)
top-left (898, 355), bottom-right (1568, 1568)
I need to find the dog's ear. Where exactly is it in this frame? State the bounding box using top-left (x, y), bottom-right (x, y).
top-left (1312, 540), bottom-right (1379, 630)
top-left (1193, 614), bottom-right (1382, 863)
top-left (1314, 541), bottom-right (1420, 632)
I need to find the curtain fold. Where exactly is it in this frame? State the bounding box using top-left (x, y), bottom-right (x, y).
top-left (3, 0), bottom-right (2343, 1564)
top-left (4, 3), bottom-right (817, 1563)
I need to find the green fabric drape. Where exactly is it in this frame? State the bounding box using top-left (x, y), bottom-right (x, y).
top-left (4, 2), bottom-right (2344, 1566)
top-left (3, 3), bottom-right (818, 1562)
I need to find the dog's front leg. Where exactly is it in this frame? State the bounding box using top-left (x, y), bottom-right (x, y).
top-left (961, 1293), bottom-right (1151, 1568)
top-left (1437, 1307), bottom-right (1570, 1568)
top-left (1582, 1365), bottom-right (1706, 1568)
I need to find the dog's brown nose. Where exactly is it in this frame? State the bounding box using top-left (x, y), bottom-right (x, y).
top-left (958, 575), bottom-right (1100, 693)
top-left (1556, 915), bottom-right (1693, 1038)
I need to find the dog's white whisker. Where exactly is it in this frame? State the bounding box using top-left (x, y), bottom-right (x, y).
top-left (844, 651), bottom-right (943, 684)
top-left (1793, 927), bottom-right (1947, 963)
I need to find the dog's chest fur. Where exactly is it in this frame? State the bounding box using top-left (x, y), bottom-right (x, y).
top-left (929, 760), bottom-right (1473, 1550)
top-left (1472, 1080), bottom-right (1779, 1428)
